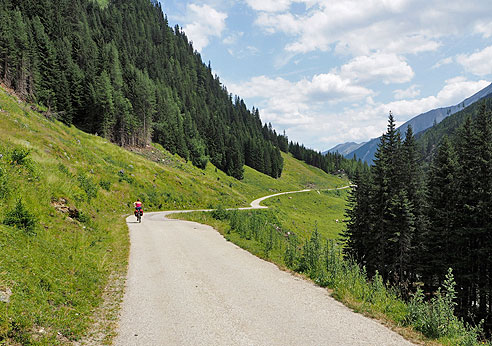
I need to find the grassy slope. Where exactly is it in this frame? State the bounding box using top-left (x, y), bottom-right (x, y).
top-left (93, 0), bottom-right (109, 7)
top-left (0, 85), bottom-right (347, 345)
top-left (262, 189), bottom-right (349, 241)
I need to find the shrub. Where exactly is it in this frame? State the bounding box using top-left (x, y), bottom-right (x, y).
top-left (117, 170), bottom-right (135, 184)
top-left (284, 235), bottom-right (299, 269)
top-left (211, 204), bottom-right (227, 220)
top-left (76, 210), bottom-right (91, 223)
top-left (9, 147), bottom-right (36, 176)
top-left (0, 166), bottom-right (9, 198)
top-left (3, 199), bottom-right (37, 235)
top-left (10, 147), bottom-right (31, 166)
top-left (99, 179), bottom-right (111, 191)
top-left (77, 174), bottom-right (98, 201)
top-left (407, 268), bottom-right (484, 342)
top-left (58, 163), bottom-right (72, 177)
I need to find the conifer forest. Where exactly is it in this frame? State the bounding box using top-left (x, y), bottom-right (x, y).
top-left (0, 0), bottom-right (364, 180)
top-left (343, 104), bottom-right (492, 334)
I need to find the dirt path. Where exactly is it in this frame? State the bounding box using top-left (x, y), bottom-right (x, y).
top-left (114, 188), bottom-right (413, 346)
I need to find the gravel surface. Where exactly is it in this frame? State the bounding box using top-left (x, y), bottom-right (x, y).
top-left (115, 208), bottom-right (414, 346)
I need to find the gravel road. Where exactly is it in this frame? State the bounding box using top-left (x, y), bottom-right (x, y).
top-left (115, 195), bottom-right (414, 346)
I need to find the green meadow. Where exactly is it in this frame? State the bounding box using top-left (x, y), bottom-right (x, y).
top-left (262, 189), bottom-right (349, 241)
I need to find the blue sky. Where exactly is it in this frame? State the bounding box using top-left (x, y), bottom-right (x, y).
top-left (159, 0), bottom-right (492, 151)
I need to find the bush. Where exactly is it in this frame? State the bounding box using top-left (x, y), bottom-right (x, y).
top-left (211, 204), bottom-right (228, 220)
top-left (10, 147), bottom-right (31, 166)
top-left (58, 163), bottom-right (72, 177)
top-left (76, 210), bottom-right (91, 223)
top-left (77, 174), bottom-right (98, 201)
top-left (117, 170), bottom-right (135, 184)
top-left (99, 179), bottom-right (111, 191)
top-left (3, 199), bottom-right (37, 235)
top-left (0, 166), bottom-right (9, 199)
top-left (407, 268), bottom-right (484, 342)
top-left (284, 236), bottom-right (299, 268)
top-left (9, 147), bottom-right (36, 175)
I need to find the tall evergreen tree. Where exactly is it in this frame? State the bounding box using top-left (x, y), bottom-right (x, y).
top-left (424, 136), bottom-right (458, 290)
top-left (343, 170), bottom-right (372, 267)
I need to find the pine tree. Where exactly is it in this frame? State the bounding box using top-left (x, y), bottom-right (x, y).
top-left (454, 116), bottom-right (480, 314)
top-left (424, 136), bottom-right (458, 291)
top-left (343, 170), bottom-right (373, 267)
top-left (401, 125), bottom-right (426, 283)
top-left (0, 7), bottom-right (15, 87)
top-left (31, 16), bottom-right (58, 110)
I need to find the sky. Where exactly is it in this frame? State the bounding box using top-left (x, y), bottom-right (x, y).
top-left (159, 0), bottom-right (492, 151)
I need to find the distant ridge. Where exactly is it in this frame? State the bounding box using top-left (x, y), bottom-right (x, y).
top-left (343, 82), bottom-right (492, 164)
top-left (323, 142), bottom-right (365, 156)
top-left (416, 93), bottom-right (492, 162)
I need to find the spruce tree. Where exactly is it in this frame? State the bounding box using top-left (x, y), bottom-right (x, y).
top-left (343, 170), bottom-right (373, 267)
top-left (424, 136), bottom-right (458, 291)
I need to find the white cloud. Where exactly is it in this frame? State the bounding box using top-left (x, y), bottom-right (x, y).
top-left (182, 4), bottom-right (227, 52)
top-left (339, 53), bottom-right (414, 85)
top-left (230, 74), bottom-right (489, 150)
top-left (432, 57), bottom-right (453, 69)
top-left (393, 85), bottom-right (420, 100)
top-left (313, 77), bottom-right (490, 147)
top-left (227, 73), bottom-right (373, 129)
top-left (223, 32), bottom-right (244, 45)
top-left (230, 74), bottom-right (372, 104)
top-left (474, 21), bottom-right (492, 38)
top-left (245, 0), bottom-right (292, 12)
top-left (256, 12), bottom-right (300, 35)
top-left (302, 73), bottom-right (374, 102)
top-left (457, 46), bottom-right (492, 76)
top-left (355, 77), bottom-right (490, 124)
top-left (250, 0), bottom-right (492, 56)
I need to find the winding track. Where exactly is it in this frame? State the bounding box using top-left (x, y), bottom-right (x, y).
top-left (114, 187), bottom-right (413, 346)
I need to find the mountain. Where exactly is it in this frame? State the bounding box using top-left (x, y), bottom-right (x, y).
top-left (323, 142), bottom-right (365, 156)
top-left (416, 93), bottom-right (492, 161)
top-left (0, 0), bottom-right (286, 179)
top-left (344, 83), bottom-right (492, 164)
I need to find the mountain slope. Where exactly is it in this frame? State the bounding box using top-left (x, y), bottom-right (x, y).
top-left (0, 0), bottom-right (285, 179)
top-left (345, 83), bottom-right (492, 164)
top-left (324, 142), bottom-right (365, 156)
top-left (416, 94), bottom-right (492, 161)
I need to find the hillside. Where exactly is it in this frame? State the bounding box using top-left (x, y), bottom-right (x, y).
top-left (416, 94), bottom-right (492, 161)
top-left (0, 85), bottom-right (347, 345)
top-left (0, 0), bottom-right (285, 179)
top-left (343, 82), bottom-right (492, 164)
top-left (324, 142), bottom-right (364, 156)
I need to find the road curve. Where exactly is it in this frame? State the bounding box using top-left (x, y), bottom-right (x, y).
top-left (114, 188), bottom-right (413, 346)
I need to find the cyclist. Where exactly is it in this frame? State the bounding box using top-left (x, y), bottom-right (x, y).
top-left (134, 199), bottom-right (143, 217)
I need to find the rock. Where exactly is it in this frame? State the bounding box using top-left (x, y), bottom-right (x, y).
top-left (51, 198), bottom-right (79, 219)
top-left (0, 288), bottom-right (12, 303)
